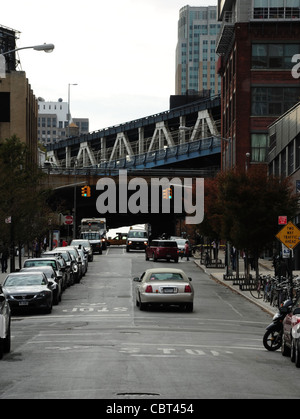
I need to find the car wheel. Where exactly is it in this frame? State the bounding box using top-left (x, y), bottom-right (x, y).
top-left (281, 335), bottom-right (291, 357)
top-left (0, 339), bottom-right (3, 360)
top-left (186, 303), bottom-right (193, 312)
top-left (291, 338), bottom-right (296, 362)
top-left (3, 322), bottom-right (11, 354)
top-left (295, 341), bottom-right (300, 368)
top-left (139, 296), bottom-right (146, 311)
top-left (174, 258), bottom-right (178, 263)
top-left (153, 253), bottom-right (157, 262)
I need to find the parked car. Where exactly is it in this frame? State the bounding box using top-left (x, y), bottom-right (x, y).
top-left (282, 294), bottom-right (300, 366)
top-left (2, 272), bottom-right (54, 314)
top-left (145, 239), bottom-right (179, 263)
top-left (75, 246), bottom-right (88, 276)
top-left (43, 250), bottom-right (74, 287)
top-left (23, 257), bottom-right (68, 290)
top-left (21, 266), bottom-right (62, 305)
top-left (59, 246), bottom-right (83, 282)
top-left (133, 267), bottom-right (194, 312)
top-left (70, 239), bottom-right (93, 262)
top-left (0, 284), bottom-right (11, 359)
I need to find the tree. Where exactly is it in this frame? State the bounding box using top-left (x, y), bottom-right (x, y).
top-left (201, 168), bottom-right (298, 277)
top-left (0, 135), bottom-right (52, 270)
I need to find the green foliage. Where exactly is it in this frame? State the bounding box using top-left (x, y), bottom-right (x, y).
top-left (200, 168), bottom-right (298, 253)
top-left (0, 135), bottom-right (52, 246)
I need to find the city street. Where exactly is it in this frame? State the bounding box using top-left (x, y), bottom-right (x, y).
top-left (1, 247), bottom-right (300, 400)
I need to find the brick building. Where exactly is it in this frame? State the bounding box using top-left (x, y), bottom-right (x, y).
top-left (216, 0), bottom-right (300, 170)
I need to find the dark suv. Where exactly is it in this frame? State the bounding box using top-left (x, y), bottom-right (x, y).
top-left (0, 285), bottom-right (11, 359)
top-left (145, 240), bottom-right (179, 263)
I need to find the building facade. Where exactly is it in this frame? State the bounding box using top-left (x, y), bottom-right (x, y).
top-left (175, 5), bottom-right (222, 97)
top-left (216, 0), bottom-right (300, 170)
top-left (0, 25), bottom-right (38, 164)
top-left (38, 98), bottom-right (89, 145)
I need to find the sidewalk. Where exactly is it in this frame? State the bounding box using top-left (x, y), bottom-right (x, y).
top-left (193, 251), bottom-right (300, 317)
top-left (0, 256), bottom-right (26, 286)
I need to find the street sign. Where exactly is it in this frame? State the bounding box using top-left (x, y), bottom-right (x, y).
top-left (276, 221), bottom-right (300, 250)
top-left (278, 216), bottom-right (287, 225)
top-left (64, 215), bottom-right (73, 225)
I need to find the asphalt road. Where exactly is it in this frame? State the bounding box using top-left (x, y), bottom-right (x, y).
top-left (1, 247), bottom-right (300, 400)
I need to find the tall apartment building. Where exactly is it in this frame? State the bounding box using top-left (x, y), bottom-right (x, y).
top-left (216, 0), bottom-right (300, 170)
top-left (175, 5), bottom-right (222, 96)
top-left (38, 98), bottom-right (89, 145)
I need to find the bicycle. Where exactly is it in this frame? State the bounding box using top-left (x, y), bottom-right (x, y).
top-left (250, 275), bottom-right (267, 299)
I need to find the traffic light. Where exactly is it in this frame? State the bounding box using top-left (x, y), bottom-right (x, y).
top-left (81, 186), bottom-right (91, 197)
top-left (163, 187), bottom-right (172, 200)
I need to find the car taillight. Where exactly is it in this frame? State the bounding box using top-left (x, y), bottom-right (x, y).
top-left (185, 285), bottom-right (192, 293)
top-left (145, 285), bottom-right (153, 293)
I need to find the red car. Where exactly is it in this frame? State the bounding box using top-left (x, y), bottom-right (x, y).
top-left (145, 240), bottom-right (179, 263)
top-left (282, 294), bottom-right (300, 367)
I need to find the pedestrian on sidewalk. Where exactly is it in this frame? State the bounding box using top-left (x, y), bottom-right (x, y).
top-left (1, 245), bottom-right (9, 273)
top-left (184, 241), bottom-right (190, 261)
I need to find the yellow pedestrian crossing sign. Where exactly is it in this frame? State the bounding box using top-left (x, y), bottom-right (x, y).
top-left (276, 221), bottom-right (300, 250)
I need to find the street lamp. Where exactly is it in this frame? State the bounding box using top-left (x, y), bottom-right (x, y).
top-left (1, 43), bottom-right (55, 55)
top-left (68, 83), bottom-right (78, 137)
top-left (0, 43), bottom-right (55, 78)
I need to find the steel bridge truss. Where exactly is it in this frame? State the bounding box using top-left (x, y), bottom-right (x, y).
top-left (46, 106), bottom-right (221, 170)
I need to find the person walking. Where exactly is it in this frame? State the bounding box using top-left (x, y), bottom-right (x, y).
top-left (1, 246), bottom-right (9, 273)
top-left (184, 241), bottom-right (190, 261)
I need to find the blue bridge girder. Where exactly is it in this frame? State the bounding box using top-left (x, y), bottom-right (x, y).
top-left (46, 94), bottom-right (221, 170)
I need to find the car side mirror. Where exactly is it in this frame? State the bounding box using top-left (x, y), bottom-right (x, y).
top-left (133, 277), bottom-right (141, 282)
top-left (188, 277), bottom-right (192, 281)
top-left (0, 294), bottom-right (5, 303)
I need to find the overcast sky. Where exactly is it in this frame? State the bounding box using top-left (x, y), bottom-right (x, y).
top-left (2, 0), bottom-right (216, 132)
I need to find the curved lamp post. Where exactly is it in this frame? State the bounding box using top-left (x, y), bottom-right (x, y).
top-left (2, 43), bottom-right (55, 55)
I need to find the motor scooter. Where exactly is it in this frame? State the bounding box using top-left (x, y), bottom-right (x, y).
top-left (263, 299), bottom-right (293, 351)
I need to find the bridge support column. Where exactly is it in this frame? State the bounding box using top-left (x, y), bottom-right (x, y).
top-left (138, 127), bottom-right (144, 154)
top-left (148, 121), bottom-right (175, 151)
top-left (66, 146), bottom-right (71, 168)
top-left (77, 141), bottom-right (97, 167)
top-left (100, 137), bottom-right (107, 163)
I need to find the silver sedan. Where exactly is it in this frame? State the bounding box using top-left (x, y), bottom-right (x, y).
top-left (133, 268), bottom-right (194, 312)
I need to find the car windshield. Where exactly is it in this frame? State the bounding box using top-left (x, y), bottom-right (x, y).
top-left (128, 231), bottom-right (147, 238)
top-left (81, 233), bottom-right (100, 240)
top-left (4, 274), bottom-right (47, 287)
top-left (147, 273), bottom-right (184, 281)
top-left (159, 241), bottom-right (177, 247)
top-left (24, 260), bottom-right (56, 269)
top-left (71, 240), bottom-right (90, 247)
top-left (176, 240), bottom-right (186, 245)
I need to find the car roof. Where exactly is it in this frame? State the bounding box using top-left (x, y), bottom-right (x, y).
top-left (21, 266), bottom-right (54, 271)
top-left (24, 257), bottom-right (59, 262)
top-left (5, 271), bottom-right (45, 276)
top-left (144, 268), bottom-right (185, 274)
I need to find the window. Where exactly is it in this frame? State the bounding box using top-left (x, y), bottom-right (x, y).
top-left (251, 134), bottom-right (269, 162)
top-left (252, 43), bottom-right (300, 69)
top-left (253, 0), bottom-right (300, 18)
top-left (0, 92), bottom-right (10, 122)
top-left (252, 87), bottom-right (300, 116)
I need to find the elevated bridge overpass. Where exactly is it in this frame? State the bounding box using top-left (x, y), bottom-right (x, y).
top-left (46, 95), bottom-right (221, 172)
